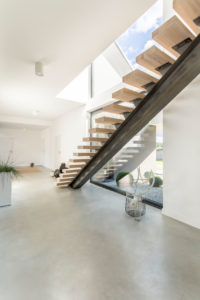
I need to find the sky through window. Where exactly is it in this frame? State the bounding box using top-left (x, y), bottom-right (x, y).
top-left (116, 0), bottom-right (163, 68)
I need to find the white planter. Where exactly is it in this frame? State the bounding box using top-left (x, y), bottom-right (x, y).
top-left (117, 174), bottom-right (133, 188)
top-left (0, 172), bottom-right (12, 207)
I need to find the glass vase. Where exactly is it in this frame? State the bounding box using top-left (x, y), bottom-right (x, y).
top-left (125, 193), bottom-right (146, 221)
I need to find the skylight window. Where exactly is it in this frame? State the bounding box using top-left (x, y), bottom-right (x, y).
top-left (56, 67), bottom-right (90, 104)
top-left (116, 0), bottom-right (163, 68)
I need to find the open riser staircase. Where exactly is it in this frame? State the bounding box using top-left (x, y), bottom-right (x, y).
top-left (92, 124), bottom-right (156, 182)
top-left (56, 0), bottom-right (200, 188)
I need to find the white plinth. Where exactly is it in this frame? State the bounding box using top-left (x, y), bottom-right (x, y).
top-left (117, 174), bottom-right (133, 188)
top-left (0, 173), bottom-right (12, 207)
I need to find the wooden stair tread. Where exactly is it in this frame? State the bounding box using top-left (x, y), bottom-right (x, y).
top-left (78, 145), bottom-right (101, 150)
top-left (103, 103), bottom-right (133, 114)
top-left (58, 177), bottom-right (74, 182)
top-left (68, 164), bottom-right (85, 168)
top-left (57, 179), bottom-right (71, 183)
top-left (152, 15), bottom-right (195, 58)
top-left (88, 128), bottom-right (115, 134)
top-left (112, 88), bottom-right (145, 102)
top-left (136, 45), bottom-right (176, 76)
top-left (73, 152), bottom-right (96, 157)
top-left (95, 116), bottom-right (124, 125)
top-left (173, 0), bottom-right (200, 35)
top-left (57, 178), bottom-right (72, 181)
top-left (61, 174), bottom-right (78, 177)
top-left (63, 168), bottom-right (82, 173)
top-left (69, 158), bottom-right (90, 163)
top-left (60, 176), bottom-right (76, 180)
top-left (123, 69), bottom-right (158, 90)
top-left (60, 171), bottom-right (80, 178)
top-left (61, 170), bottom-right (79, 173)
top-left (83, 137), bottom-right (108, 142)
top-left (56, 182), bottom-right (71, 186)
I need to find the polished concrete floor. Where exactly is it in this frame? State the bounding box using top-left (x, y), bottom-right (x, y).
top-left (0, 168), bottom-right (200, 300)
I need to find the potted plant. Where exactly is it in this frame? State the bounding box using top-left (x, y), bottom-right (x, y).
top-left (149, 176), bottom-right (163, 187)
top-left (0, 161), bottom-right (19, 207)
top-left (116, 172), bottom-right (133, 188)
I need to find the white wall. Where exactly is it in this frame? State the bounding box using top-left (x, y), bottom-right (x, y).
top-left (162, 0), bottom-right (200, 229)
top-left (0, 128), bottom-right (43, 166)
top-left (41, 127), bottom-right (52, 169)
top-left (86, 43), bottom-right (133, 112)
top-left (162, 0), bottom-right (173, 22)
top-left (57, 66), bottom-right (90, 104)
top-left (103, 43), bottom-right (132, 77)
top-left (41, 105), bottom-right (87, 170)
top-left (163, 76), bottom-right (200, 229)
top-left (92, 55), bottom-right (121, 97)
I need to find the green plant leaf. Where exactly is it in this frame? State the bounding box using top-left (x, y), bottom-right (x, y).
top-left (0, 162), bottom-right (19, 177)
top-left (116, 172), bottom-right (132, 182)
top-left (149, 176), bottom-right (163, 187)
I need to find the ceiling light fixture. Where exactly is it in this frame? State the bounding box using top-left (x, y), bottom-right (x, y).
top-left (35, 62), bottom-right (44, 76)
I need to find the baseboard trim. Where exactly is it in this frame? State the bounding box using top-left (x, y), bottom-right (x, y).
top-left (162, 209), bottom-right (200, 230)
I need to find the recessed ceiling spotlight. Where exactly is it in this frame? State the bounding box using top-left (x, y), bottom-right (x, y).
top-left (32, 110), bottom-right (40, 116)
top-left (35, 62), bottom-right (43, 76)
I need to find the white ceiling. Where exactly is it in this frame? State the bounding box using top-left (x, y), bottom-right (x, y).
top-left (0, 0), bottom-right (155, 121)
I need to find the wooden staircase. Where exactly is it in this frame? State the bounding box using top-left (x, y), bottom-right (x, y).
top-left (173, 0), bottom-right (200, 36)
top-left (56, 0), bottom-right (200, 187)
top-left (136, 46), bottom-right (176, 76)
top-left (92, 125), bottom-right (156, 183)
top-left (152, 15), bottom-right (195, 58)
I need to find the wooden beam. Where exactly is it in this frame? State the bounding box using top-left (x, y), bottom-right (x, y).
top-left (70, 34), bottom-right (200, 188)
